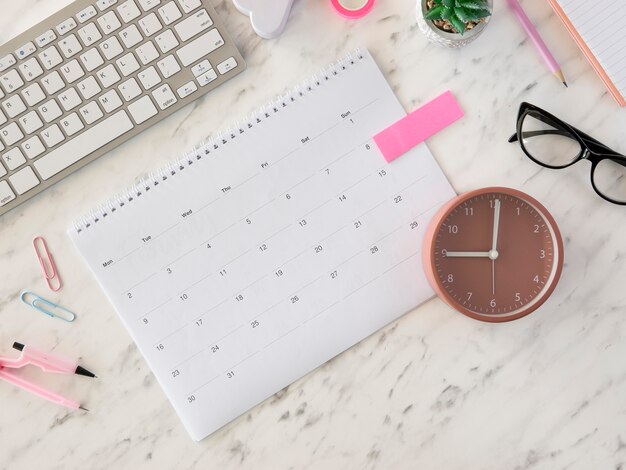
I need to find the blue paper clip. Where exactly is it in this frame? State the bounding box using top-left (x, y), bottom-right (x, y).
top-left (20, 291), bottom-right (77, 322)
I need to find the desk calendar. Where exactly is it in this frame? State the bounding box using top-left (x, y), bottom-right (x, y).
top-left (70, 49), bottom-right (456, 440)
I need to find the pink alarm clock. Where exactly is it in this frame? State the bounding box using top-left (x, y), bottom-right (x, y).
top-left (422, 187), bottom-right (564, 322)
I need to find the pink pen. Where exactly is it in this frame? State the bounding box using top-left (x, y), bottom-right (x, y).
top-left (507, 0), bottom-right (568, 87)
top-left (0, 342), bottom-right (95, 411)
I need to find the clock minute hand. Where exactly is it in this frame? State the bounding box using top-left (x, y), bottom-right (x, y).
top-left (491, 199), bottom-right (501, 253)
top-left (446, 251), bottom-right (491, 258)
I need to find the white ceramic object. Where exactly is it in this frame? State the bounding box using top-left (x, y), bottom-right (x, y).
top-left (415, 0), bottom-right (492, 48)
top-left (233, 0), bottom-right (295, 39)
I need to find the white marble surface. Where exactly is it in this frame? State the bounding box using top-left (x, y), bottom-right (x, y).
top-left (1, 0), bottom-right (625, 469)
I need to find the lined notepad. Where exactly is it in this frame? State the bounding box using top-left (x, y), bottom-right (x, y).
top-left (549, 0), bottom-right (626, 105)
top-left (69, 49), bottom-right (455, 441)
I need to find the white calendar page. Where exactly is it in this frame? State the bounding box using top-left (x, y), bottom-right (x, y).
top-left (69, 49), bottom-right (456, 441)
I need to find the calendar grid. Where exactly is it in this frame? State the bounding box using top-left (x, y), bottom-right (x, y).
top-left (70, 49), bottom-right (457, 440)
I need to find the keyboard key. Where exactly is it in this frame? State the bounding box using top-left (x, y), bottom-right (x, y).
top-left (19, 111), bottom-right (44, 134)
top-left (157, 54), bottom-right (180, 78)
top-left (56, 17), bottom-right (78, 35)
top-left (98, 11), bottom-right (122, 34)
top-left (60, 59), bottom-right (85, 83)
top-left (79, 101), bottom-right (104, 124)
top-left (41, 124), bottom-right (65, 147)
top-left (175, 9), bottom-right (212, 42)
top-left (1, 70), bottom-right (25, 94)
top-left (191, 59), bottom-right (210, 77)
top-left (138, 0), bottom-right (161, 11)
top-left (36, 30), bottom-right (57, 48)
top-left (138, 66), bottom-right (161, 89)
top-left (15, 42), bottom-right (37, 60)
top-left (139, 12), bottom-right (163, 37)
top-left (41, 71), bottom-right (65, 95)
top-left (0, 109), bottom-right (5, 126)
top-left (119, 77), bottom-right (142, 101)
top-left (176, 29), bottom-right (223, 67)
top-left (77, 76), bottom-right (102, 99)
top-left (155, 29), bottom-right (178, 53)
top-left (0, 181), bottom-right (16, 205)
top-left (117, 0), bottom-right (142, 22)
top-left (39, 46), bottom-right (63, 70)
top-left (158, 2), bottom-right (182, 25)
top-left (152, 83), bottom-right (176, 110)
top-left (10, 166), bottom-right (39, 194)
top-left (18, 58), bottom-right (44, 81)
top-left (35, 110), bottom-right (133, 180)
top-left (80, 48), bottom-right (105, 72)
top-left (119, 24), bottom-right (143, 48)
top-left (78, 23), bottom-right (103, 46)
top-left (9, 166), bottom-right (39, 194)
top-left (100, 36), bottom-right (124, 60)
top-left (2, 147), bottom-right (26, 170)
top-left (96, 64), bottom-right (121, 88)
top-left (176, 80), bottom-right (197, 98)
top-left (21, 83), bottom-right (46, 106)
top-left (196, 68), bottom-right (216, 87)
top-left (217, 57), bottom-right (237, 75)
top-left (77, 5), bottom-right (98, 23)
top-left (60, 113), bottom-right (85, 136)
top-left (99, 89), bottom-right (123, 112)
top-left (136, 41), bottom-right (159, 64)
top-left (0, 55), bottom-right (16, 73)
top-left (116, 52), bottom-right (140, 76)
top-left (39, 99), bottom-right (63, 123)
top-left (59, 34), bottom-right (83, 58)
top-left (21, 135), bottom-right (46, 159)
top-left (59, 87), bottom-right (83, 111)
top-left (128, 95), bottom-right (157, 124)
top-left (97, 0), bottom-right (118, 11)
top-left (177, 0), bottom-right (201, 13)
top-left (2, 95), bottom-right (27, 118)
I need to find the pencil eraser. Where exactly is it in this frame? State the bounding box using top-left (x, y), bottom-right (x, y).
top-left (373, 91), bottom-right (464, 163)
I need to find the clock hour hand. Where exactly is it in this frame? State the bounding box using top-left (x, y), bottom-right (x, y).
top-left (445, 251), bottom-right (491, 258)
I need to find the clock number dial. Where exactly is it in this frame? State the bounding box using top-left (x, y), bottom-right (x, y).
top-left (432, 191), bottom-right (560, 320)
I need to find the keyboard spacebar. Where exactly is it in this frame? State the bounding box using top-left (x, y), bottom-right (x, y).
top-left (35, 111), bottom-right (134, 180)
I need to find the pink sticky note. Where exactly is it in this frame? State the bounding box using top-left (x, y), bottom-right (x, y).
top-left (373, 91), bottom-right (464, 163)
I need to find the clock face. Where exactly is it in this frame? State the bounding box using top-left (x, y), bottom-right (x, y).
top-left (425, 188), bottom-right (563, 322)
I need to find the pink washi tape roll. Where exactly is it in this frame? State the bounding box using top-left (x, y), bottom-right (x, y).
top-left (330, 0), bottom-right (375, 19)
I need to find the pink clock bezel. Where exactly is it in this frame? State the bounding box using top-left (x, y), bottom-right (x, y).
top-left (422, 187), bottom-right (564, 322)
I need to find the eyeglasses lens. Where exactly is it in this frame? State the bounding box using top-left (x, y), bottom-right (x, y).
top-left (593, 158), bottom-right (626, 203)
top-left (520, 111), bottom-right (582, 168)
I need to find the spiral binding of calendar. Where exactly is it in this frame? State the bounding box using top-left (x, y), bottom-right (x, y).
top-left (72, 49), bottom-right (366, 234)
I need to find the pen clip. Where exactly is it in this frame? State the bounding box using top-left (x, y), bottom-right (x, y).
top-left (20, 291), bottom-right (76, 323)
top-left (32, 237), bottom-right (62, 292)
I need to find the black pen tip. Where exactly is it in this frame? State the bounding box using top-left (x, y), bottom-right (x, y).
top-left (12, 342), bottom-right (24, 352)
top-left (75, 365), bottom-right (97, 378)
top-left (563, 81), bottom-right (568, 88)
top-left (79, 406), bottom-right (89, 412)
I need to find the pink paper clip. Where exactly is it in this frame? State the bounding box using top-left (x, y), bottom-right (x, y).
top-left (33, 237), bottom-right (62, 292)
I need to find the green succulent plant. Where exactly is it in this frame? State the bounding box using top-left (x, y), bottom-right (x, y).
top-left (425, 0), bottom-right (491, 35)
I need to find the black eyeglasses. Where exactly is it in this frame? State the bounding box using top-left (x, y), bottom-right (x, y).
top-left (509, 102), bottom-right (626, 205)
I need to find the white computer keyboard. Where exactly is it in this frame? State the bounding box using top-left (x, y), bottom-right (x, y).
top-left (0, 0), bottom-right (245, 216)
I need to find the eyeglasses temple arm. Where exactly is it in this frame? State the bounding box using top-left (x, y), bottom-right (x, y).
top-left (508, 130), bottom-right (626, 166)
top-left (508, 129), bottom-right (573, 143)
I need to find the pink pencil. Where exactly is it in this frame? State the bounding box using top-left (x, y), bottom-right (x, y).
top-left (0, 342), bottom-right (95, 411)
top-left (507, 0), bottom-right (568, 87)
